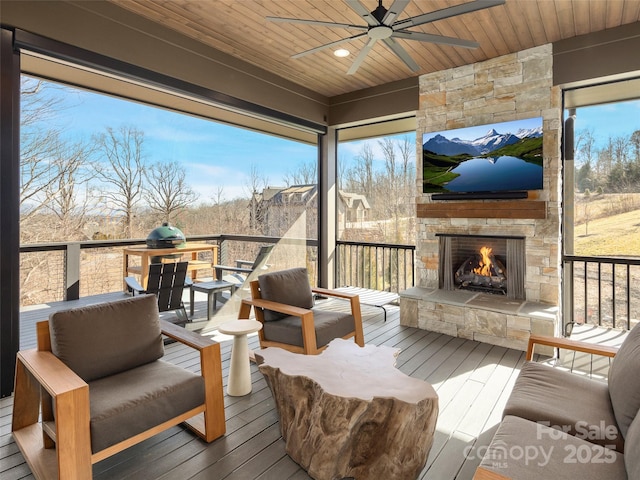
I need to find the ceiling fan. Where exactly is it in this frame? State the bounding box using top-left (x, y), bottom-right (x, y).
top-left (266, 0), bottom-right (505, 75)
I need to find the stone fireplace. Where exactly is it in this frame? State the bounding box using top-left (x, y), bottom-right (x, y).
top-left (399, 44), bottom-right (561, 351)
top-left (437, 234), bottom-right (525, 300)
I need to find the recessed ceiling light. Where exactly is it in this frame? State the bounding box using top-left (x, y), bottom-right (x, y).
top-left (334, 49), bottom-right (350, 58)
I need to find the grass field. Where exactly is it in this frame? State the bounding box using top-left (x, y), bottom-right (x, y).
top-left (574, 193), bottom-right (640, 256)
top-left (571, 194), bottom-right (640, 328)
top-left (575, 209), bottom-right (640, 255)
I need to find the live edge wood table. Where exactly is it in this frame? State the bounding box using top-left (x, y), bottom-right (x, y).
top-left (122, 243), bottom-right (218, 290)
top-left (255, 338), bottom-right (439, 480)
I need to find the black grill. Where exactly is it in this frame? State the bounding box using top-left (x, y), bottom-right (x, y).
top-left (146, 222), bottom-right (186, 249)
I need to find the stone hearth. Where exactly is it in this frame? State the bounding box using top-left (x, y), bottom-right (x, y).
top-left (400, 287), bottom-right (556, 352)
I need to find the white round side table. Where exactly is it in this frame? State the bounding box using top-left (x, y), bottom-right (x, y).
top-left (218, 319), bottom-right (263, 396)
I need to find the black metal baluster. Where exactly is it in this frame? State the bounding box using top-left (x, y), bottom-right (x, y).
top-left (612, 263), bottom-right (616, 329)
top-left (598, 262), bottom-right (602, 326)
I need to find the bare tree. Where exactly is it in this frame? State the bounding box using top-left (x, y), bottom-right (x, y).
top-left (94, 126), bottom-right (146, 238)
top-left (211, 185), bottom-right (226, 206)
top-left (144, 160), bottom-right (198, 225)
top-left (45, 140), bottom-right (97, 240)
top-left (20, 76), bottom-right (98, 243)
top-left (245, 164), bottom-right (269, 233)
top-left (345, 143), bottom-right (375, 200)
top-left (284, 158), bottom-right (317, 186)
top-left (20, 77), bottom-right (68, 223)
top-left (576, 128), bottom-right (596, 165)
top-left (612, 135), bottom-right (630, 165)
top-left (379, 138), bottom-right (401, 237)
top-left (397, 135), bottom-right (414, 176)
top-left (631, 130), bottom-right (640, 163)
top-left (397, 135), bottom-right (416, 241)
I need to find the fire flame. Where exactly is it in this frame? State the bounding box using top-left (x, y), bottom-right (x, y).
top-left (474, 246), bottom-right (493, 277)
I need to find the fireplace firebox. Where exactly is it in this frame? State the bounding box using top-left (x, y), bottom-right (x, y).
top-left (437, 234), bottom-right (525, 300)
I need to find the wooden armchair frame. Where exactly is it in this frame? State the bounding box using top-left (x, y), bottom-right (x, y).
top-left (526, 333), bottom-right (619, 361)
top-left (238, 280), bottom-right (365, 355)
top-left (12, 319), bottom-right (226, 480)
top-left (472, 333), bottom-right (620, 480)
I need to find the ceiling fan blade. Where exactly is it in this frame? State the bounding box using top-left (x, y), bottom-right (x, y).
top-left (382, 0), bottom-right (410, 25)
top-left (382, 37), bottom-right (419, 72)
top-left (347, 37), bottom-right (378, 75)
top-left (291, 33), bottom-right (368, 59)
top-left (266, 16), bottom-right (368, 31)
top-left (345, 0), bottom-right (380, 26)
top-left (393, 30), bottom-right (479, 49)
top-left (393, 0), bottom-right (505, 29)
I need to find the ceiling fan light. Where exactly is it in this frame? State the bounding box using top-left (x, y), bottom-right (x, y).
top-left (368, 25), bottom-right (393, 40)
top-left (334, 48), bottom-right (350, 57)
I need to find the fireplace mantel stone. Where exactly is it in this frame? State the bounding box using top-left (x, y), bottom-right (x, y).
top-left (399, 287), bottom-right (557, 352)
top-left (414, 44), bottom-right (561, 350)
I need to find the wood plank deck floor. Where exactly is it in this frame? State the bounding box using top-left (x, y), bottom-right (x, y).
top-left (1, 291), bottom-right (529, 480)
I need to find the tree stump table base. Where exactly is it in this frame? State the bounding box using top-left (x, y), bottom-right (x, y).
top-left (256, 338), bottom-right (439, 480)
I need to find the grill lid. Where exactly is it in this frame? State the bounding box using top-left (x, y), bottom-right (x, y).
top-left (146, 222), bottom-right (186, 249)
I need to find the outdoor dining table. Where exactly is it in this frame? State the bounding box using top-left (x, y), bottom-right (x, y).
top-left (122, 242), bottom-right (218, 290)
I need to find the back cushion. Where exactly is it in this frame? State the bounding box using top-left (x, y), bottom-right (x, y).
top-left (608, 322), bottom-right (640, 438)
top-left (258, 267), bottom-right (313, 321)
top-left (49, 294), bottom-right (164, 382)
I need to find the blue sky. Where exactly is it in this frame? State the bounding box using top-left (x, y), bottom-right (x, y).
top-left (52, 85), bottom-right (317, 201)
top-left (46, 80), bottom-right (411, 203)
top-left (41, 77), bottom-right (640, 204)
top-left (572, 99), bottom-right (640, 147)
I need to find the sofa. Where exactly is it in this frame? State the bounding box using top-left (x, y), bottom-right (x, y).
top-left (474, 324), bottom-right (640, 479)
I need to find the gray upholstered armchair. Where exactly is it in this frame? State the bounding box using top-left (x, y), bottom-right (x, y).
top-left (11, 294), bottom-right (226, 480)
top-left (238, 267), bottom-right (365, 354)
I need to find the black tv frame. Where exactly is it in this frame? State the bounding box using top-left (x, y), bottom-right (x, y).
top-left (423, 117), bottom-right (543, 197)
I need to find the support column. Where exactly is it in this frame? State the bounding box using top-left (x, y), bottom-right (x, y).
top-left (562, 109), bottom-right (576, 336)
top-left (0, 28), bottom-right (21, 397)
top-left (318, 128), bottom-right (338, 289)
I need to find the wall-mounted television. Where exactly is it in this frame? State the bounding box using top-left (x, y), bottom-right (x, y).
top-left (423, 117), bottom-right (543, 196)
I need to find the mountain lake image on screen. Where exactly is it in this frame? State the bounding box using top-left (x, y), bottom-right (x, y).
top-left (422, 117), bottom-right (543, 194)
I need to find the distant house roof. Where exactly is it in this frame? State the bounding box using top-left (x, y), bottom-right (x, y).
top-left (254, 185), bottom-right (370, 210)
top-left (338, 191), bottom-right (370, 210)
top-left (269, 184), bottom-right (317, 206)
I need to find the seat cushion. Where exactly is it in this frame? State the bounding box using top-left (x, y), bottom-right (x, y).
top-left (262, 308), bottom-right (355, 349)
top-left (479, 415), bottom-right (627, 480)
top-left (503, 362), bottom-right (623, 451)
top-left (88, 360), bottom-right (205, 453)
top-left (608, 322), bottom-right (640, 439)
top-left (258, 267), bottom-right (314, 321)
top-left (49, 294), bottom-right (164, 382)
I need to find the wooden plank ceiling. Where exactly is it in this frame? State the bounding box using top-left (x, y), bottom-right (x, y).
top-left (111, 0), bottom-right (640, 97)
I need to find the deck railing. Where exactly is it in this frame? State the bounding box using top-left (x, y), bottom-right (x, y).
top-left (19, 236), bottom-right (414, 306)
top-left (335, 240), bottom-right (415, 294)
top-left (19, 235), bottom-right (314, 305)
top-left (564, 255), bottom-right (640, 333)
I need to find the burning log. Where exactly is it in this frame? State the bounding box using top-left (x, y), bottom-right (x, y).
top-left (455, 246), bottom-right (507, 293)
